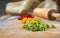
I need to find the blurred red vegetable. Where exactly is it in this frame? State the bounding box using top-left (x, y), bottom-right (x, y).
top-left (18, 13), bottom-right (34, 20)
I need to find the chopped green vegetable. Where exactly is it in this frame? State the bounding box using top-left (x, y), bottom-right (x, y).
top-left (23, 21), bottom-right (56, 31)
top-left (46, 24), bottom-right (50, 28)
top-left (51, 25), bottom-right (56, 28)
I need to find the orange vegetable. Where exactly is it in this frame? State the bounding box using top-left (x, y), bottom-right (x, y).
top-left (21, 17), bottom-right (41, 24)
top-left (21, 18), bottom-right (28, 24)
top-left (26, 18), bottom-right (32, 23)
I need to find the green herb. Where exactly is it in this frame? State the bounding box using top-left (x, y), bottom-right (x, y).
top-left (51, 25), bottom-right (56, 28)
top-left (23, 21), bottom-right (56, 31)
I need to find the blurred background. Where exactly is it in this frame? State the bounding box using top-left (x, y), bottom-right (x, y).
top-left (0, 0), bottom-right (59, 16)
